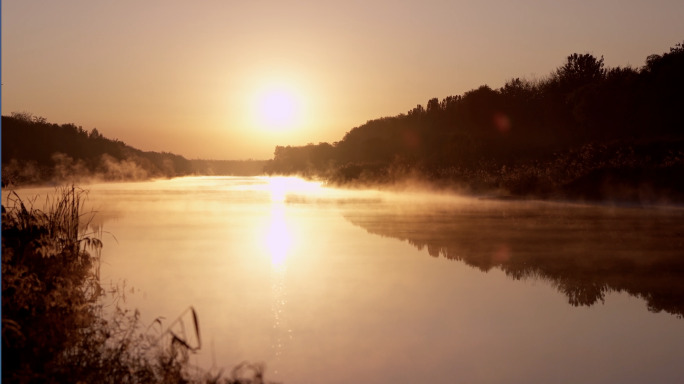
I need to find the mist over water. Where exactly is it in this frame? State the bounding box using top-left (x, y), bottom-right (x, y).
top-left (6, 176), bottom-right (684, 383)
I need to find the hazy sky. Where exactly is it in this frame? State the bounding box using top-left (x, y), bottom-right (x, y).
top-left (3, 1), bottom-right (683, 159)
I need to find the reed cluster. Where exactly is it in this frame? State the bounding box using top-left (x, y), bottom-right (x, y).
top-left (2, 187), bottom-right (270, 384)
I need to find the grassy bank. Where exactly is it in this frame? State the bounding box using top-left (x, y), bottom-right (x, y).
top-left (1, 187), bottom-right (271, 384)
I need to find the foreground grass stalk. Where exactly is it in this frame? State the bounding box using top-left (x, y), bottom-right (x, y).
top-left (2, 186), bottom-right (272, 384)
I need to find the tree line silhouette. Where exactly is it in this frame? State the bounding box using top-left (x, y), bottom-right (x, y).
top-left (265, 42), bottom-right (684, 201)
top-left (1, 112), bottom-right (194, 185)
top-left (1, 113), bottom-right (267, 186)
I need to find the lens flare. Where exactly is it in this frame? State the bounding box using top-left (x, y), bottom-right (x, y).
top-left (493, 112), bottom-right (511, 133)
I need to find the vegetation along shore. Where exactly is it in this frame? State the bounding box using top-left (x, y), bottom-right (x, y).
top-left (264, 42), bottom-right (684, 204)
top-left (1, 187), bottom-right (272, 383)
top-left (3, 42), bottom-right (683, 205)
top-left (1, 113), bottom-right (267, 187)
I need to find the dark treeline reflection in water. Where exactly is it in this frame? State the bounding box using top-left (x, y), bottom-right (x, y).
top-left (343, 201), bottom-right (684, 318)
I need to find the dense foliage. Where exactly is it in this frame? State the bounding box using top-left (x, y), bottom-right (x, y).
top-left (265, 42), bottom-right (684, 201)
top-left (1, 113), bottom-right (194, 186)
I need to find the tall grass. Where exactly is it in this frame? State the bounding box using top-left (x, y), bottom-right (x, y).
top-left (2, 187), bottom-right (271, 384)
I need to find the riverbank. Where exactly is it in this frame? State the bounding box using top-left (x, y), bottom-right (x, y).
top-left (291, 137), bottom-right (684, 206)
top-left (1, 186), bottom-right (270, 384)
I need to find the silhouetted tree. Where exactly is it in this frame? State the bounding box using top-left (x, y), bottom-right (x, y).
top-left (555, 53), bottom-right (606, 90)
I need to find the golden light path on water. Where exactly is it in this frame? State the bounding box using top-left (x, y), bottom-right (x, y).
top-left (266, 204), bottom-right (291, 265)
top-left (264, 178), bottom-right (308, 370)
top-left (4, 176), bottom-right (684, 384)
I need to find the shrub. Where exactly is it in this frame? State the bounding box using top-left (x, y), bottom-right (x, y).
top-left (2, 187), bottom-right (271, 384)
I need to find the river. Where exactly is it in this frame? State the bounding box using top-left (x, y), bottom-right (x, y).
top-left (6, 176), bottom-right (684, 383)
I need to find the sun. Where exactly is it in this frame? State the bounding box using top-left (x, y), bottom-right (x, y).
top-left (254, 86), bottom-right (302, 131)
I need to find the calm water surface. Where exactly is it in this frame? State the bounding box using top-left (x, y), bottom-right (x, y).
top-left (7, 176), bottom-right (684, 383)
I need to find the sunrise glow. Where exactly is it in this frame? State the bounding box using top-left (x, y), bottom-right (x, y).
top-left (4, 1), bottom-right (684, 383)
top-left (266, 177), bottom-right (323, 202)
top-left (254, 86), bottom-right (303, 132)
top-left (266, 204), bottom-right (291, 265)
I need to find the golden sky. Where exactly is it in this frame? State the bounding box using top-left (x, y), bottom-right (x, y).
top-left (2, 0), bottom-right (683, 159)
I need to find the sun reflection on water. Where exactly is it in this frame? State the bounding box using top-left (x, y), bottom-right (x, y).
top-left (266, 176), bottom-right (323, 202)
top-left (266, 204), bottom-right (291, 265)
top-left (271, 261), bottom-right (288, 365)
top-left (265, 202), bottom-right (293, 370)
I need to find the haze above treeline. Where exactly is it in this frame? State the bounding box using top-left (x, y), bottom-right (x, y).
top-left (3, 42), bottom-right (683, 202)
top-left (5, 1), bottom-right (683, 160)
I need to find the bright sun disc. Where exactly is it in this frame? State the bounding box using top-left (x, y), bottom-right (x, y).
top-left (255, 87), bottom-right (301, 131)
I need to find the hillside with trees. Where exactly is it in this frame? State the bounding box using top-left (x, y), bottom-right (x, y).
top-left (1, 114), bottom-right (269, 186)
top-left (265, 42), bottom-right (684, 202)
top-left (1, 113), bottom-right (195, 186)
